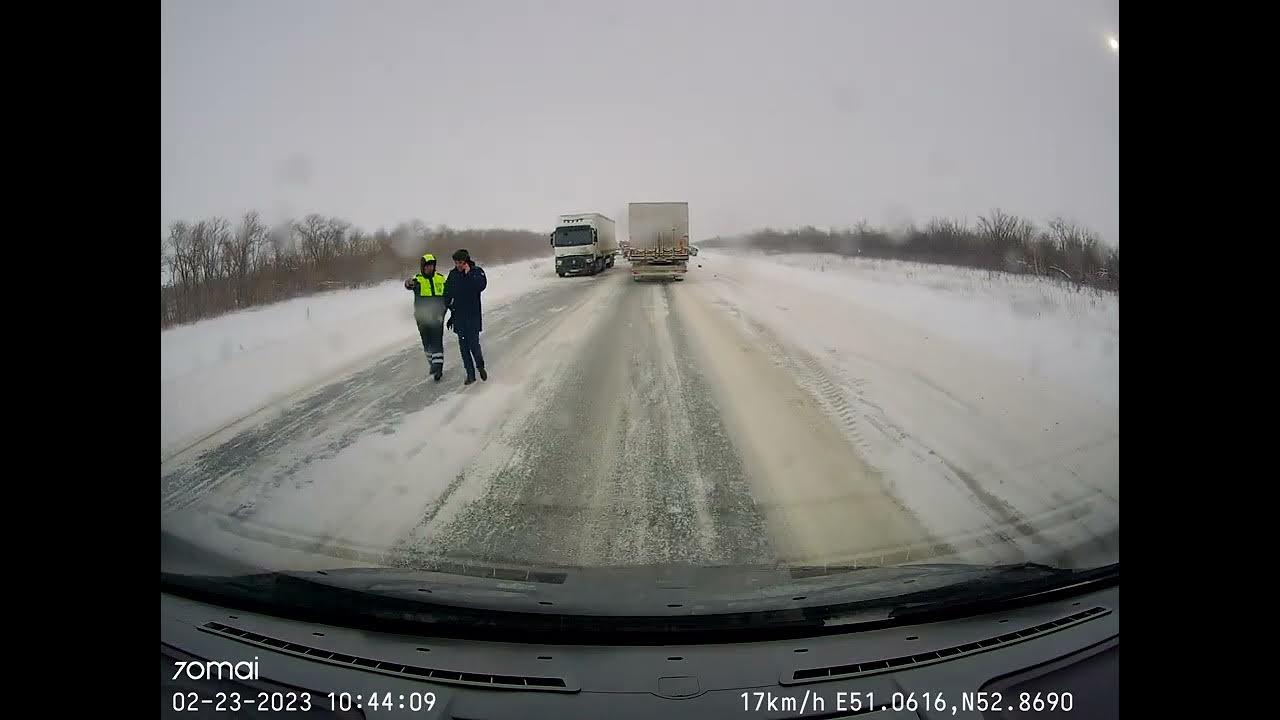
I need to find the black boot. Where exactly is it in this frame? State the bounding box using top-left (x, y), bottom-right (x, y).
top-left (432, 364), bottom-right (443, 382)
top-left (479, 367), bottom-right (488, 381)
top-left (464, 375), bottom-right (477, 385)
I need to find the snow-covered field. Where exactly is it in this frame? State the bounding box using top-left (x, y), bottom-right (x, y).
top-left (160, 260), bottom-right (555, 460)
top-left (747, 252), bottom-right (1118, 407)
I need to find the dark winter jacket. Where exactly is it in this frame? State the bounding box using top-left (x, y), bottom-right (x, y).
top-left (445, 263), bottom-right (487, 334)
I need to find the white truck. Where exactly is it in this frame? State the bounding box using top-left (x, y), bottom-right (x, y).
top-left (626, 202), bottom-right (690, 281)
top-left (551, 212), bottom-right (618, 277)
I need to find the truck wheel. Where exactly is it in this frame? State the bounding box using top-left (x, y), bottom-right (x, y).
top-left (557, 271), bottom-right (565, 277)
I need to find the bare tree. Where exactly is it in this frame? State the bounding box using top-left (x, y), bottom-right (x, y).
top-left (1024, 230), bottom-right (1052, 275)
top-left (165, 222), bottom-right (195, 323)
top-left (1044, 218), bottom-right (1104, 284)
top-left (296, 214), bottom-right (330, 267)
top-left (167, 221), bottom-right (192, 287)
top-left (222, 211), bottom-right (267, 307)
top-left (978, 209), bottom-right (1040, 270)
top-left (732, 212), bottom-right (1115, 293)
top-left (295, 214), bottom-right (353, 278)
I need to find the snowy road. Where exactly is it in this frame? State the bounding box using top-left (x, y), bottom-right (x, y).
top-left (161, 253), bottom-right (1118, 573)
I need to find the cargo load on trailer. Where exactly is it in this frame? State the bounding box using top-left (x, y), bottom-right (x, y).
top-left (625, 202), bottom-right (690, 282)
top-left (551, 212), bottom-right (618, 277)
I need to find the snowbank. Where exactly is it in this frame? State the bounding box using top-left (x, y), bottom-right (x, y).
top-left (161, 260), bottom-right (555, 459)
top-left (728, 252), bottom-right (1119, 407)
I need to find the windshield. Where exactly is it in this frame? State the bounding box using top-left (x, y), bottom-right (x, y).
top-left (162, 0), bottom-right (1118, 622)
top-left (553, 226), bottom-right (595, 247)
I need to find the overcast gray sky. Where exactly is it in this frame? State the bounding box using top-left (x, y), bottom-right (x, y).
top-left (161, 0), bottom-right (1118, 243)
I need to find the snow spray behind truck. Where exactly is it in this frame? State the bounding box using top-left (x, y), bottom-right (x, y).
top-left (551, 213), bottom-right (618, 276)
top-left (626, 202), bottom-right (690, 281)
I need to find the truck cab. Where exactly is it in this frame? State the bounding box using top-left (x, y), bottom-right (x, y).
top-left (552, 213), bottom-right (617, 276)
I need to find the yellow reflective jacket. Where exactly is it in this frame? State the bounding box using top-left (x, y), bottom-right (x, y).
top-left (409, 271), bottom-right (448, 324)
top-left (413, 272), bottom-right (447, 297)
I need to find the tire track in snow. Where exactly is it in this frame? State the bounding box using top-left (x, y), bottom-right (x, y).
top-left (674, 281), bottom-right (942, 567)
top-left (723, 302), bottom-right (1038, 563)
top-left (664, 286), bottom-right (773, 564)
top-left (394, 277), bottom-right (772, 568)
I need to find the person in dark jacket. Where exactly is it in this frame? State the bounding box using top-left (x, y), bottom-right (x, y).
top-left (444, 248), bottom-right (488, 384)
top-left (404, 253), bottom-right (449, 381)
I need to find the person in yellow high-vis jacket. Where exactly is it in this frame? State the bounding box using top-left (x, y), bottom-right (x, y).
top-left (404, 253), bottom-right (449, 381)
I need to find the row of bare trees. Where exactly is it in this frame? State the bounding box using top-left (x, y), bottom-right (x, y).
top-left (703, 210), bottom-right (1118, 292)
top-left (161, 212), bottom-right (547, 328)
top-left (163, 208), bottom-right (1117, 328)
